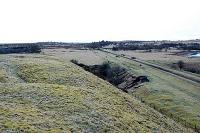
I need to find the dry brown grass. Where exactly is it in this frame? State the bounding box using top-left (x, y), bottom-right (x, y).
top-left (0, 54), bottom-right (193, 132)
top-left (43, 48), bottom-right (105, 65)
top-left (111, 50), bottom-right (200, 63)
top-left (42, 48), bottom-right (200, 131)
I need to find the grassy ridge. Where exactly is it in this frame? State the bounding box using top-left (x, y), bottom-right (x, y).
top-left (0, 54), bottom-right (193, 132)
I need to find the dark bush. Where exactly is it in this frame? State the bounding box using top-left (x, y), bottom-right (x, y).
top-left (29, 45), bottom-right (41, 53)
top-left (70, 59), bottom-right (78, 64)
top-left (177, 60), bottom-right (184, 70)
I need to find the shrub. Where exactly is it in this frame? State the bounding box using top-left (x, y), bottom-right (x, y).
top-left (177, 60), bottom-right (184, 70)
top-left (70, 59), bottom-right (78, 64)
top-left (29, 44), bottom-right (41, 53)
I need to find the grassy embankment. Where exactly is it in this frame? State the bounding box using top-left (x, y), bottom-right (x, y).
top-left (98, 50), bottom-right (200, 130)
top-left (0, 54), bottom-right (193, 132)
top-left (43, 49), bottom-right (200, 131)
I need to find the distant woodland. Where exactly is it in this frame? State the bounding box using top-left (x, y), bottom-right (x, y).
top-left (0, 40), bottom-right (200, 54)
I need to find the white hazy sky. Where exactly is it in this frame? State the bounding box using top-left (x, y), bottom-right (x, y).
top-left (0, 0), bottom-right (200, 43)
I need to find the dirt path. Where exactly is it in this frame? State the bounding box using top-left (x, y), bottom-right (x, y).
top-left (100, 49), bottom-right (200, 85)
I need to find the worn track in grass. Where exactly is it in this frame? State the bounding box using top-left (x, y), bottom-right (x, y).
top-left (100, 49), bottom-right (200, 84)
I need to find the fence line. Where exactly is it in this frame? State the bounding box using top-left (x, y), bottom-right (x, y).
top-left (133, 94), bottom-right (200, 132)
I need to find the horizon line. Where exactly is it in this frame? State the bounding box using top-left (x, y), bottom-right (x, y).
top-left (0, 38), bottom-right (200, 44)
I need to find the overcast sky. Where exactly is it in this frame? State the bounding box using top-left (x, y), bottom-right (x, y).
top-left (0, 0), bottom-right (200, 43)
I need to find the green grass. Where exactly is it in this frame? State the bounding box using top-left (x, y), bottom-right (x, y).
top-left (0, 54), bottom-right (193, 132)
top-left (0, 66), bottom-right (18, 83)
top-left (0, 69), bottom-right (8, 82)
top-left (44, 49), bottom-right (200, 131)
top-left (93, 50), bottom-right (200, 130)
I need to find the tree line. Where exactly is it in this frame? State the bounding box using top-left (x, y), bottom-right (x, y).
top-left (112, 43), bottom-right (200, 51)
top-left (0, 44), bottom-right (41, 54)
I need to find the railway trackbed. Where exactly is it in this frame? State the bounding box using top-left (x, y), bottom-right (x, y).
top-left (100, 49), bottom-right (200, 85)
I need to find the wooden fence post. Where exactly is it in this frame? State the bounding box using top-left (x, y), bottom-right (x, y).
top-left (170, 113), bottom-right (172, 118)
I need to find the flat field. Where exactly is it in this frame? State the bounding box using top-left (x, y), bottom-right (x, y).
top-left (110, 50), bottom-right (200, 62)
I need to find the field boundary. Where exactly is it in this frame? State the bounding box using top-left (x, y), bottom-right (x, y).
top-left (133, 93), bottom-right (200, 132)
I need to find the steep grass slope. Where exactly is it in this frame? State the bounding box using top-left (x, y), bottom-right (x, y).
top-left (54, 49), bottom-right (200, 130)
top-left (0, 54), bottom-right (193, 132)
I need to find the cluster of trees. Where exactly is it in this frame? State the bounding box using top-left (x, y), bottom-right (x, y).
top-left (71, 60), bottom-right (149, 92)
top-left (96, 62), bottom-right (127, 86)
top-left (83, 40), bottom-right (200, 51)
top-left (179, 43), bottom-right (200, 50)
top-left (34, 41), bottom-right (200, 50)
top-left (85, 40), bottom-right (112, 49)
top-left (159, 43), bottom-right (200, 50)
top-left (112, 43), bottom-right (200, 51)
top-left (70, 60), bottom-right (127, 86)
top-left (0, 44), bottom-right (41, 54)
top-left (1, 40), bottom-right (199, 53)
top-left (112, 44), bottom-right (155, 51)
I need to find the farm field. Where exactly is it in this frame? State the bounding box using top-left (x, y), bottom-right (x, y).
top-left (44, 48), bottom-right (200, 130)
top-left (147, 60), bottom-right (200, 78)
top-left (110, 49), bottom-right (200, 76)
top-left (0, 53), bottom-right (192, 132)
top-left (110, 50), bottom-right (200, 62)
top-left (43, 49), bottom-right (105, 65)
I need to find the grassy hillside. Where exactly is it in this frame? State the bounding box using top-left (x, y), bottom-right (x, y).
top-left (0, 54), bottom-right (193, 132)
top-left (107, 52), bottom-right (200, 129)
top-left (43, 49), bottom-right (200, 131)
top-left (96, 50), bottom-right (200, 130)
top-left (105, 50), bottom-right (200, 129)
